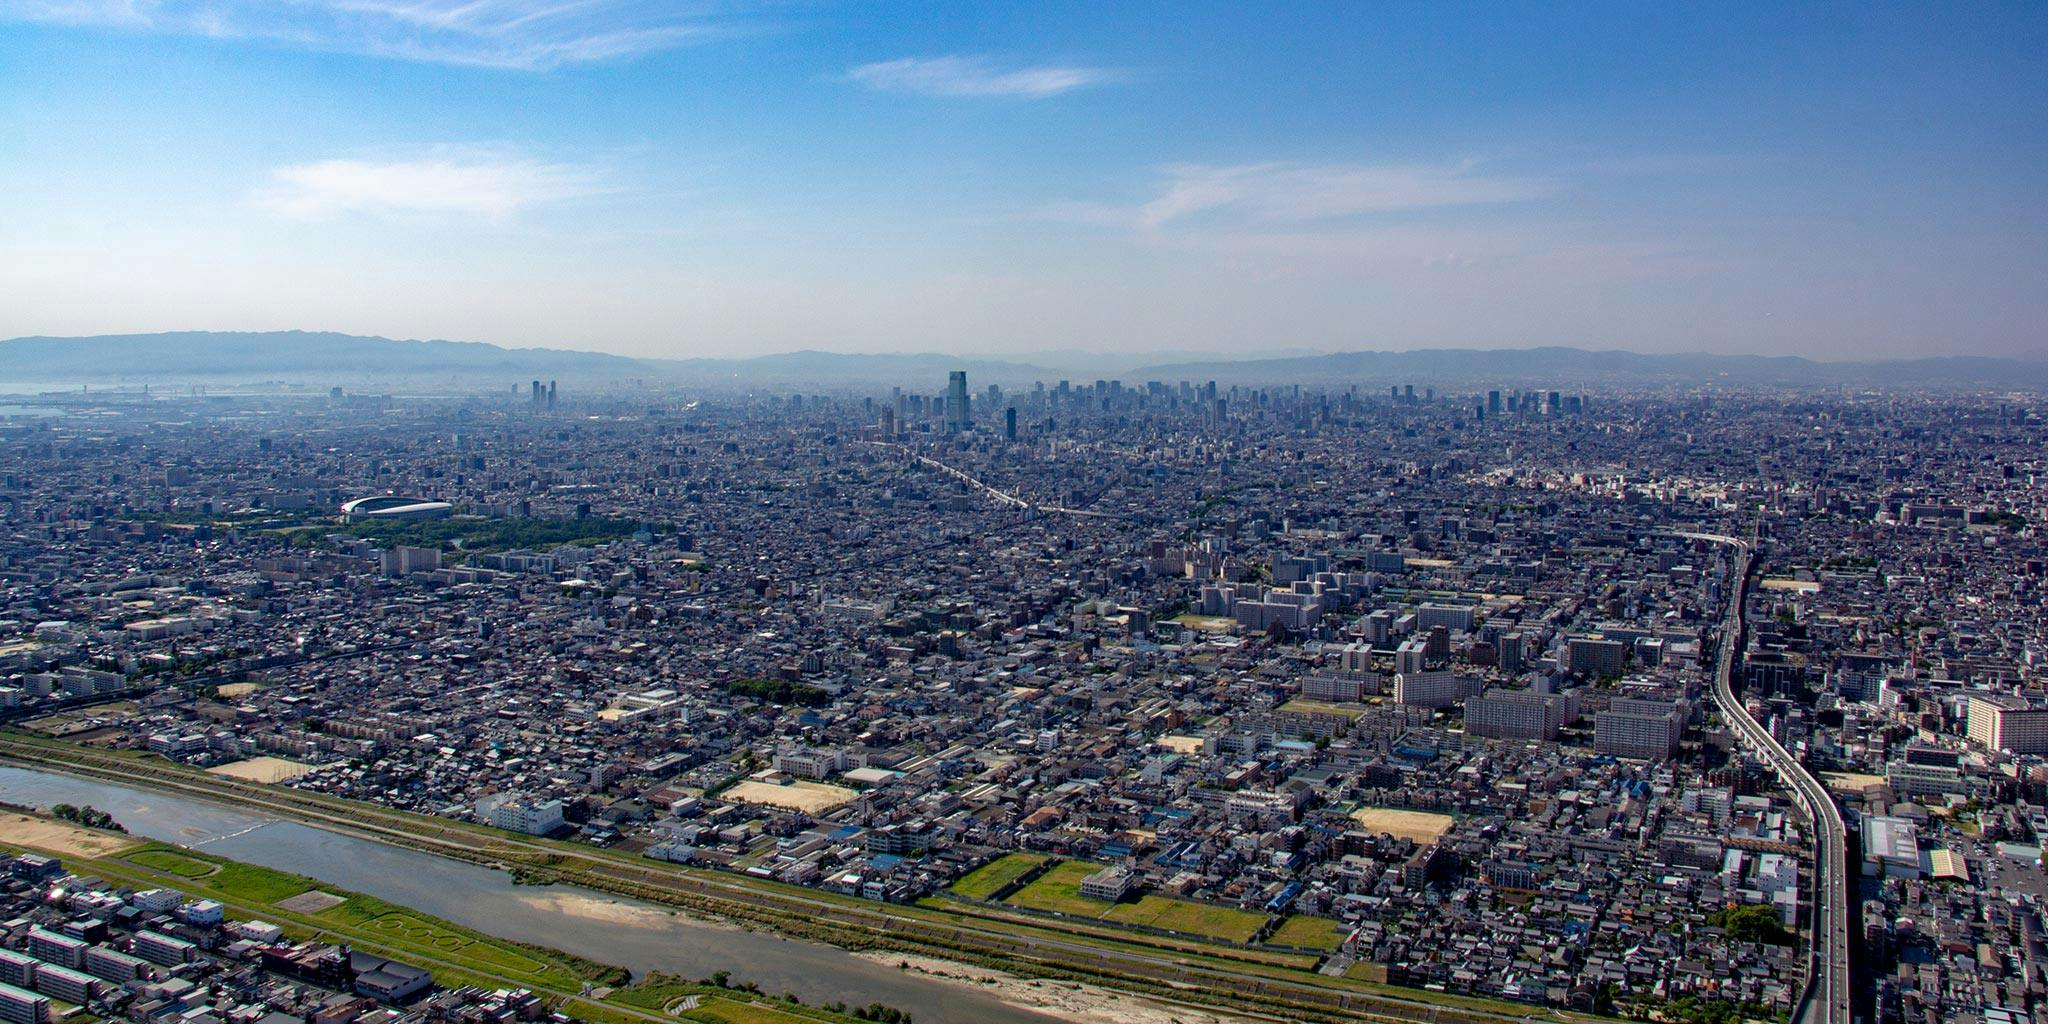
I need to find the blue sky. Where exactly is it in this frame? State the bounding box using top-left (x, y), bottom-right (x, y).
top-left (1, 1), bottom-right (2043, 361)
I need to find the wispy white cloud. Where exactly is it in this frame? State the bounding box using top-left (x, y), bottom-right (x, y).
top-left (1049, 162), bottom-right (1553, 231)
top-left (253, 152), bottom-right (602, 219)
top-left (0, 0), bottom-right (741, 69)
top-left (847, 56), bottom-right (1117, 98)
top-left (0, 0), bottom-right (156, 27)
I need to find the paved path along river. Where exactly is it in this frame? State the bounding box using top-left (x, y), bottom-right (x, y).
top-left (0, 766), bottom-right (1059, 1024)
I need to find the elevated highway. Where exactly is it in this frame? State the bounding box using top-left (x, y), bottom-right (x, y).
top-left (1683, 530), bottom-right (1853, 1024)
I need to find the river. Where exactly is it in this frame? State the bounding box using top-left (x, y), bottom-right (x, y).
top-left (0, 766), bottom-right (1059, 1024)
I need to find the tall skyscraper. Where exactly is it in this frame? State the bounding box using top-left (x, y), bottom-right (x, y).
top-left (946, 370), bottom-right (970, 433)
top-left (1004, 406), bottom-right (1018, 440)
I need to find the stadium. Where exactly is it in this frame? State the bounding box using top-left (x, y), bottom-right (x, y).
top-left (340, 495), bottom-right (454, 522)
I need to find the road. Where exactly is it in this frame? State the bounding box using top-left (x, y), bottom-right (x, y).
top-left (1683, 530), bottom-right (1853, 1024)
top-left (861, 440), bottom-right (1122, 518)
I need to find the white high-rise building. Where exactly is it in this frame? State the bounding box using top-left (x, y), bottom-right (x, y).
top-left (1967, 693), bottom-right (2048, 754)
top-left (1594, 698), bottom-right (1686, 760)
top-left (479, 793), bottom-right (565, 835)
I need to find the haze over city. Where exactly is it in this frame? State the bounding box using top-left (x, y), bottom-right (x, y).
top-left (2, 1), bottom-right (2045, 361)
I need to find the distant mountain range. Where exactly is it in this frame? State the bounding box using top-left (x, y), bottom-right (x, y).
top-left (1126, 346), bottom-right (2048, 388)
top-left (0, 331), bottom-right (645, 380)
top-left (653, 349), bottom-right (1055, 384)
top-left (1, 331), bottom-right (2042, 390)
top-left (0, 331), bottom-right (1053, 387)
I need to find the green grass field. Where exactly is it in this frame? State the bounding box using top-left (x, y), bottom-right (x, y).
top-left (316, 900), bottom-right (580, 984)
top-left (1266, 914), bottom-right (1345, 950)
top-left (1005, 862), bottom-right (1266, 942)
top-left (211, 860), bottom-right (318, 903)
top-left (615, 976), bottom-right (840, 1024)
top-left (1346, 961), bottom-right (1390, 982)
top-left (126, 848), bottom-right (216, 878)
top-left (1003, 860), bottom-right (1116, 916)
top-left (1105, 896), bottom-right (1267, 943)
top-left (360, 912), bottom-right (547, 973)
top-left (609, 974), bottom-right (705, 1011)
top-left (684, 999), bottom-right (818, 1024)
top-left (948, 853), bottom-right (1047, 900)
top-left (367, 912), bottom-right (478, 952)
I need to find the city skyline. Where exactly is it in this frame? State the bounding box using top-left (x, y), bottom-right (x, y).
top-left (3, 2), bottom-right (2045, 361)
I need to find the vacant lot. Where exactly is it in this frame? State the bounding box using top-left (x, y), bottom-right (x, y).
top-left (276, 890), bottom-right (348, 914)
top-left (1005, 861), bottom-right (1116, 916)
top-left (1348, 807), bottom-right (1455, 844)
top-left (950, 853), bottom-right (1047, 900)
top-left (2, 813), bottom-right (137, 857)
top-left (1279, 698), bottom-right (1363, 719)
top-left (208, 756), bottom-right (317, 783)
top-left (1760, 577), bottom-right (1822, 592)
top-left (722, 779), bottom-right (856, 814)
top-left (1823, 771), bottom-right (1888, 796)
top-left (1105, 896), bottom-right (1267, 943)
top-left (1170, 614), bottom-right (1238, 632)
top-left (1267, 915), bottom-right (1345, 950)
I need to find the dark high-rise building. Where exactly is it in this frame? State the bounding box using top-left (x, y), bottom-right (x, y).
top-left (1004, 406), bottom-right (1017, 440)
top-left (1499, 632), bottom-right (1525, 674)
top-left (1488, 390), bottom-right (1502, 413)
top-left (946, 370), bottom-right (970, 432)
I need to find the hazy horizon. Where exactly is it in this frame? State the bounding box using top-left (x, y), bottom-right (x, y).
top-left (3, 2), bottom-right (2044, 361)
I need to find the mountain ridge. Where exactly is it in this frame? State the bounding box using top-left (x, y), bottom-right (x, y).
top-left (2, 331), bottom-right (2042, 389)
top-left (1125, 345), bottom-right (2048, 387)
